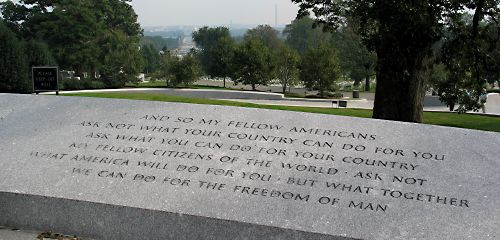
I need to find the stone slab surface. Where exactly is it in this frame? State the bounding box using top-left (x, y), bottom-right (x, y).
top-left (0, 227), bottom-right (40, 240)
top-left (0, 226), bottom-right (92, 240)
top-left (0, 94), bottom-right (499, 240)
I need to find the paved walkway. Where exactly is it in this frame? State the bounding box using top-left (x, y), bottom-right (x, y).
top-left (195, 79), bottom-right (377, 99)
top-left (48, 87), bottom-right (500, 116)
top-left (221, 93), bottom-right (500, 115)
top-left (195, 79), bottom-right (500, 115)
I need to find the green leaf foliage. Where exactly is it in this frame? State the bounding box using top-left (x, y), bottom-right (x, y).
top-left (231, 37), bottom-right (276, 91)
top-left (291, 0), bottom-right (500, 122)
top-left (1, 0), bottom-right (144, 88)
top-left (140, 36), bottom-right (179, 52)
top-left (0, 21), bottom-right (29, 93)
top-left (141, 44), bottom-right (161, 74)
top-left (300, 43), bottom-right (341, 97)
top-left (276, 45), bottom-right (300, 93)
top-left (284, 16), bottom-right (332, 55)
top-left (99, 29), bottom-right (144, 88)
top-left (244, 25), bottom-right (283, 50)
top-left (192, 26), bottom-right (236, 80)
top-left (170, 54), bottom-right (203, 87)
top-left (331, 26), bottom-right (376, 87)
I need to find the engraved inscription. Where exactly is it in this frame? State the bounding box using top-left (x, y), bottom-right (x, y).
top-left (25, 113), bottom-right (468, 216)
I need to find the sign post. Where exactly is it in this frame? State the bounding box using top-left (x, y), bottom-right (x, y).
top-left (32, 66), bottom-right (59, 95)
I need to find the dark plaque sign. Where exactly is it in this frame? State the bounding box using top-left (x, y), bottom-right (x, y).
top-left (32, 66), bottom-right (59, 93)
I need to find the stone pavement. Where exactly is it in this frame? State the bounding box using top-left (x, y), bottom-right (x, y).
top-left (46, 86), bottom-right (500, 115)
top-left (221, 94), bottom-right (500, 115)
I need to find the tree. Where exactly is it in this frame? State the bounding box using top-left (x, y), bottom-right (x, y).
top-left (141, 36), bottom-right (177, 51)
top-left (430, 63), bottom-right (460, 111)
top-left (276, 45), bottom-right (300, 93)
top-left (94, 0), bottom-right (143, 85)
top-left (25, 40), bottom-right (56, 68)
top-left (283, 16), bottom-right (332, 55)
top-left (2, 0), bottom-right (103, 75)
top-left (0, 21), bottom-right (29, 93)
top-left (231, 37), bottom-right (276, 91)
top-left (0, 21), bottom-right (56, 93)
top-left (169, 53), bottom-right (203, 87)
top-left (157, 52), bottom-right (177, 85)
top-left (99, 29), bottom-right (143, 88)
top-left (1, 0), bottom-right (144, 87)
top-left (244, 25), bottom-right (283, 50)
top-left (206, 36), bottom-right (236, 88)
top-left (192, 27), bottom-right (236, 87)
top-left (292, 0), bottom-right (500, 123)
top-left (332, 26), bottom-right (376, 91)
top-left (300, 43), bottom-right (341, 97)
top-left (193, 26), bottom-right (230, 50)
top-left (141, 44), bottom-right (161, 74)
top-left (438, 15), bottom-right (500, 112)
top-left (25, 39), bottom-right (57, 90)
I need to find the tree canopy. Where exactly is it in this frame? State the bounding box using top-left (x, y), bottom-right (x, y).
top-left (141, 44), bottom-right (161, 74)
top-left (193, 26), bottom-right (231, 50)
top-left (192, 26), bottom-right (237, 87)
top-left (284, 16), bottom-right (332, 55)
top-left (435, 14), bottom-right (500, 112)
top-left (169, 53), bottom-right (203, 87)
top-left (244, 25), bottom-right (283, 50)
top-left (231, 37), bottom-right (276, 91)
top-left (331, 26), bottom-right (376, 90)
top-left (301, 43), bottom-right (341, 97)
top-left (276, 45), bottom-right (300, 94)
top-left (0, 21), bottom-right (29, 92)
top-left (1, 0), bottom-right (144, 88)
top-left (292, 0), bottom-right (500, 122)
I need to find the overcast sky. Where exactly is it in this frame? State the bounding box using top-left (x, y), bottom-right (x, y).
top-left (130, 0), bottom-right (299, 27)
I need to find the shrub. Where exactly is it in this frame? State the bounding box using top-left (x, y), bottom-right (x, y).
top-left (328, 92), bottom-right (344, 98)
top-left (82, 79), bottom-right (105, 89)
top-left (60, 78), bottom-right (105, 90)
top-left (60, 78), bottom-right (83, 90)
top-left (487, 89), bottom-right (500, 94)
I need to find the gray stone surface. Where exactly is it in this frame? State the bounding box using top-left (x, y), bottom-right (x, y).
top-left (0, 226), bottom-right (91, 240)
top-left (0, 94), bottom-right (499, 240)
top-left (0, 227), bottom-right (40, 240)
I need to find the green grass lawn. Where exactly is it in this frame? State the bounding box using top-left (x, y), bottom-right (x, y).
top-left (125, 81), bottom-right (236, 91)
top-left (62, 92), bottom-right (500, 133)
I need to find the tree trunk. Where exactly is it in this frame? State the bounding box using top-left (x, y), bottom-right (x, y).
top-left (472, 0), bottom-right (486, 86)
top-left (372, 0), bottom-right (437, 123)
top-left (251, 84), bottom-right (256, 91)
top-left (282, 83), bottom-right (287, 94)
top-left (353, 79), bottom-right (361, 87)
top-left (223, 77), bottom-right (226, 88)
top-left (364, 63), bottom-right (371, 92)
top-left (365, 75), bottom-right (370, 92)
top-left (373, 32), bottom-right (433, 123)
